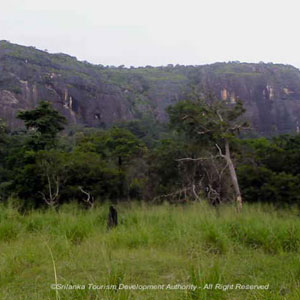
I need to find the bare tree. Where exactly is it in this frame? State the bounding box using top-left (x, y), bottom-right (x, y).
top-left (168, 97), bottom-right (249, 210)
top-left (36, 150), bottom-right (67, 208)
top-left (79, 186), bottom-right (94, 209)
top-left (39, 173), bottom-right (60, 208)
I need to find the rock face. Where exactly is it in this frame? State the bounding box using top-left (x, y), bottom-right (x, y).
top-left (1, 40), bottom-right (300, 135)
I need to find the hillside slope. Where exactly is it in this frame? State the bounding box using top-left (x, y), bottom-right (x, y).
top-left (1, 40), bottom-right (300, 134)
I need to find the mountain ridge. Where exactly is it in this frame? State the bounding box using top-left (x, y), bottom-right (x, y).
top-left (1, 40), bottom-right (300, 135)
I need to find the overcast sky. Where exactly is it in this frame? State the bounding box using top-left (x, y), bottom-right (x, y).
top-left (1, 0), bottom-right (300, 68)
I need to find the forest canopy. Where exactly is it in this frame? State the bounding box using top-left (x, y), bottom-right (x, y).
top-left (0, 99), bottom-right (299, 210)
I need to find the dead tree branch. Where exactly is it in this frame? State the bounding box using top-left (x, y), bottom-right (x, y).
top-left (79, 186), bottom-right (94, 208)
top-left (39, 174), bottom-right (60, 207)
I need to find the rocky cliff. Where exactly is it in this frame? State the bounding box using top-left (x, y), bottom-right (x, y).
top-left (1, 40), bottom-right (300, 135)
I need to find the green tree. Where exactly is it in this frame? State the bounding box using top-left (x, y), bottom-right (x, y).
top-left (104, 127), bottom-right (146, 168)
top-left (17, 101), bottom-right (67, 150)
top-left (64, 151), bottom-right (121, 203)
top-left (167, 98), bottom-right (248, 210)
top-left (237, 135), bottom-right (300, 206)
top-left (147, 138), bottom-right (187, 200)
top-left (75, 127), bottom-right (147, 200)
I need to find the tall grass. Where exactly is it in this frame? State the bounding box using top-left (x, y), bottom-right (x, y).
top-left (0, 201), bottom-right (300, 299)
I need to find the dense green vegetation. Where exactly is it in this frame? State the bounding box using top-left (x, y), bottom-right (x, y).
top-left (1, 202), bottom-right (300, 299)
top-left (0, 97), bottom-right (300, 208)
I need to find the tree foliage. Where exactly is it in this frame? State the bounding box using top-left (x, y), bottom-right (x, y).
top-left (0, 99), bottom-right (299, 209)
top-left (167, 97), bottom-right (248, 208)
top-left (17, 101), bottom-right (67, 150)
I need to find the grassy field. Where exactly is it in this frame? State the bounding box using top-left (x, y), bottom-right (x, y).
top-left (1, 201), bottom-right (300, 300)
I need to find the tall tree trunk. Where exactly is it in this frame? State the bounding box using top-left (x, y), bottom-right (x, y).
top-left (224, 139), bottom-right (242, 211)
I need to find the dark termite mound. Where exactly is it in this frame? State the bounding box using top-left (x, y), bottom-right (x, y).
top-left (107, 205), bottom-right (118, 229)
